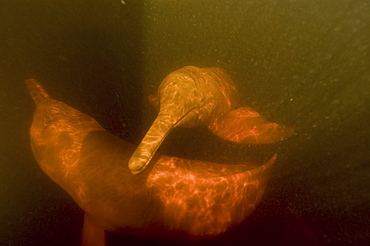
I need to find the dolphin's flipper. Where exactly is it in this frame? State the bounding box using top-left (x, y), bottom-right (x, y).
top-left (81, 213), bottom-right (107, 246)
top-left (208, 107), bottom-right (294, 144)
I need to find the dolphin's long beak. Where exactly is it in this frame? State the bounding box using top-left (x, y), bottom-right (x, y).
top-left (128, 112), bottom-right (182, 175)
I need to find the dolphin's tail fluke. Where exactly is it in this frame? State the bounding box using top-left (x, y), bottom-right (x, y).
top-left (25, 79), bottom-right (50, 104)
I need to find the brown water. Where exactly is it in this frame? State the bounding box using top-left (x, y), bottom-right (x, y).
top-left (1, 0), bottom-right (369, 245)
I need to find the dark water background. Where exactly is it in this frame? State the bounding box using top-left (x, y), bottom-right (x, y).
top-left (1, 0), bottom-right (369, 245)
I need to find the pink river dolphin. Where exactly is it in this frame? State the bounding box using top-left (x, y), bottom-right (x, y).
top-left (129, 66), bottom-right (294, 175)
top-left (26, 78), bottom-right (280, 245)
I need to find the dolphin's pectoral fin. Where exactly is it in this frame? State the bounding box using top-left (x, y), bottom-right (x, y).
top-left (208, 107), bottom-right (294, 144)
top-left (81, 213), bottom-right (107, 246)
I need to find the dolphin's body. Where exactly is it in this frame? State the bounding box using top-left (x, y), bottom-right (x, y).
top-left (129, 66), bottom-right (294, 175)
top-left (26, 79), bottom-right (276, 245)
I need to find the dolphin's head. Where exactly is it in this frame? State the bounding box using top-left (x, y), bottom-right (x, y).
top-left (153, 66), bottom-right (238, 127)
top-left (129, 66), bottom-right (238, 175)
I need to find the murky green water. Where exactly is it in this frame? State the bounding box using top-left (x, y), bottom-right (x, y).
top-left (1, 0), bottom-right (369, 245)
